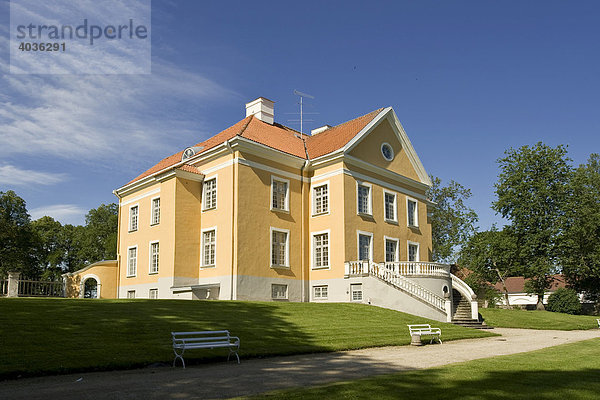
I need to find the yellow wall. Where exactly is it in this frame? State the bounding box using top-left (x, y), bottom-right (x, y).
top-left (235, 152), bottom-right (304, 281)
top-left (64, 260), bottom-right (118, 299)
top-left (349, 117), bottom-right (421, 183)
top-left (117, 177), bottom-right (177, 290)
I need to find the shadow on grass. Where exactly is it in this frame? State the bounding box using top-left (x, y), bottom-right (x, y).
top-left (247, 368), bottom-right (600, 400)
top-left (0, 298), bottom-right (327, 380)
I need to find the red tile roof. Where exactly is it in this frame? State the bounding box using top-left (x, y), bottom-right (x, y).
top-left (493, 275), bottom-right (566, 294)
top-left (124, 108), bottom-right (384, 187)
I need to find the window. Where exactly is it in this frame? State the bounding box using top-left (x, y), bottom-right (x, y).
top-left (313, 183), bottom-right (329, 215)
top-left (407, 198), bottom-right (418, 227)
top-left (313, 285), bottom-right (328, 299)
top-left (271, 228), bottom-right (289, 268)
top-left (203, 178), bottom-right (217, 210)
top-left (381, 143), bottom-right (394, 161)
top-left (151, 197), bottom-right (160, 225)
top-left (351, 284), bottom-right (363, 301)
top-left (384, 191), bottom-right (397, 222)
top-left (129, 205), bottom-right (138, 231)
top-left (271, 177), bottom-right (289, 211)
top-left (149, 241), bottom-right (159, 274)
top-left (408, 242), bottom-right (420, 262)
top-left (358, 232), bottom-right (372, 261)
top-left (202, 229), bottom-right (216, 267)
top-left (149, 288), bottom-right (158, 299)
top-left (127, 246), bottom-right (137, 277)
top-left (271, 284), bottom-right (288, 299)
top-left (312, 232), bottom-right (329, 269)
top-left (385, 238), bottom-right (398, 262)
top-left (127, 290), bottom-right (135, 299)
top-left (357, 183), bottom-right (371, 215)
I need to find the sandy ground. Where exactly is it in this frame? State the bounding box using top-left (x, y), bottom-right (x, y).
top-left (1, 328), bottom-right (599, 400)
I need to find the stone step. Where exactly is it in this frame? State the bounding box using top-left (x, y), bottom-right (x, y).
top-left (451, 319), bottom-right (493, 329)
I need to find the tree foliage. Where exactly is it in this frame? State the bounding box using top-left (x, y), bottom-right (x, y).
top-left (0, 191), bottom-right (38, 277)
top-left (560, 154), bottom-right (600, 302)
top-left (493, 142), bottom-right (572, 307)
top-left (428, 176), bottom-right (478, 263)
top-left (546, 288), bottom-right (582, 315)
top-left (0, 190), bottom-right (117, 279)
top-left (459, 226), bottom-right (520, 305)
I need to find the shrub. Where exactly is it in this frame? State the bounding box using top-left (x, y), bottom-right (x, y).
top-left (547, 288), bottom-right (582, 315)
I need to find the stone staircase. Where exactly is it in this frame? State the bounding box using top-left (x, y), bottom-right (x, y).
top-left (451, 289), bottom-right (492, 329)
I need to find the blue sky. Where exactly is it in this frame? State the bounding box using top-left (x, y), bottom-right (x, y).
top-left (1, 0), bottom-right (599, 229)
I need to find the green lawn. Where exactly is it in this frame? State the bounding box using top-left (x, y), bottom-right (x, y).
top-left (480, 308), bottom-right (599, 330)
top-left (242, 338), bottom-right (600, 400)
top-left (0, 298), bottom-right (494, 379)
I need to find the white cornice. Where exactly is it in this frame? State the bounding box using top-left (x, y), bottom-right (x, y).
top-left (343, 154), bottom-right (429, 191)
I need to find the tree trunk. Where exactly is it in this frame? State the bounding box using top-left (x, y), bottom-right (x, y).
top-left (536, 293), bottom-right (545, 310)
top-left (495, 266), bottom-right (510, 307)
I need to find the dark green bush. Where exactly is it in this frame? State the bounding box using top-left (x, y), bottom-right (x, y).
top-left (547, 288), bottom-right (582, 315)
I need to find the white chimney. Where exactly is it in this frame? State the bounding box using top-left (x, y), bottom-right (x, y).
top-left (245, 97), bottom-right (275, 124)
top-left (311, 125), bottom-right (332, 135)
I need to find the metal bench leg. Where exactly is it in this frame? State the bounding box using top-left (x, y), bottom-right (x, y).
top-left (228, 348), bottom-right (240, 364)
top-left (173, 348), bottom-right (186, 368)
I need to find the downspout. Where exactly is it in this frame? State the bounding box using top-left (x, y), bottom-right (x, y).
top-left (226, 139), bottom-right (236, 300)
top-left (112, 189), bottom-right (122, 299)
top-left (301, 139), bottom-right (311, 302)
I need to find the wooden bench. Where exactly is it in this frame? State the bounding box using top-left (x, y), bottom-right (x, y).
top-left (407, 324), bottom-right (442, 345)
top-left (171, 330), bottom-right (240, 368)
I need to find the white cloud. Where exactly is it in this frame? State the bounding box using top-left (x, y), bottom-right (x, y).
top-left (0, 164), bottom-right (67, 186)
top-left (30, 204), bottom-right (87, 225)
top-left (0, 0), bottom-right (238, 169)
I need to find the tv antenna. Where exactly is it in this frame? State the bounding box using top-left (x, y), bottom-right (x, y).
top-left (292, 89), bottom-right (315, 136)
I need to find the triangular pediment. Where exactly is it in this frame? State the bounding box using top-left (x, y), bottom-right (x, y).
top-left (345, 108), bottom-right (431, 186)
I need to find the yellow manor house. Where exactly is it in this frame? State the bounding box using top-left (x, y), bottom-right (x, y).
top-left (64, 97), bottom-right (479, 323)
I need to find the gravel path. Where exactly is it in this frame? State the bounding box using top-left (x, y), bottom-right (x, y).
top-left (2, 328), bottom-right (599, 400)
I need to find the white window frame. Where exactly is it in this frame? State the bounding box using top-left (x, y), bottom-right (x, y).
top-left (381, 142), bottom-right (395, 161)
top-left (270, 175), bottom-right (290, 212)
top-left (406, 196), bottom-right (419, 227)
top-left (356, 181), bottom-right (372, 216)
top-left (129, 204), bottom-right (139, 232)
top-left (407, 241), bottom-right (420, 262)
top-left (383, 190), bottom-right (397, 223)
top-left (312, 181), bottom-right (330, 216)
top-left (149, 240), bottom-right (159, 274)
top-left (351, 283), bottom-right (363, 301)
top-left (311, 229), bottom-right (330, 270)
top-left (384, 236), bottom-right (400, 263)
top-left (150, 197), bottom-right (160, 226)
top-left (149, 288), bottom-right (158, 299)
top-left (270, 227), bottom-right (290, 269)
top-left (202, 175), bottom-right (218, 211)
top-left (271, 284), bottom-right (288, 300)
top-left (201, 227), bottom-right (217, 268)
top-left (356, 230), bottom-right (374, 262)
top-left (313, 285), bottom-right (328, 300)
top-left (127, 245), bottom-right (137, 277)
top-left (127, 290), bottom-right (136, 299)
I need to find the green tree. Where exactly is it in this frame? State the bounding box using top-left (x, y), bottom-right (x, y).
top-left (493, 142), bottom-right (571, 309)
top-left (60, 224), bottom-right (86, 273)
top-left (78, 203), bottom-right (118, 264)
top-left (0, 191), bottom-right (40, 277)
top-left (459, 226), bottom-right (520, 306)
top-left (427, 176), bottom-right (478, 263)
top-left (31, 216), bottom-right (64, 280)
top-left (560, 154), bottom-right (600, 303)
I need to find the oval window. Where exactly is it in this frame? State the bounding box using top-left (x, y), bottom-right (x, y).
top-left (381, 143), bottom-right (394, 161)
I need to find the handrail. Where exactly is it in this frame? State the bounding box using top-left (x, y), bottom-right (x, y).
top-left (345, 261), bottom-right (446, 312)
top-left (450, 273), bottom-right (476, 300)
